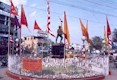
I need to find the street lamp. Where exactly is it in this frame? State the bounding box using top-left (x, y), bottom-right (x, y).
top-left (102, 40), bottom-right (105, 44)
top-left (82, 36), bottom-right (86, 48)
top-left (81, 36), bottom-right (86, 53)
top-left (102, 40), bottom-right (107, 55)
top-left (15, 38), bottom-right (19, 55)
top-left (81, 36), bottom-right (87, 58)
top-left (82, 36), bottom-right (86, 44)
top-left (15, 38), bottom-right (19, 42)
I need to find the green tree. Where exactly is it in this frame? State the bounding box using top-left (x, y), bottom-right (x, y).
top-left (90, 36), bottom-right (103, 50)
top-left (112, 28), bottom-right (117, 42)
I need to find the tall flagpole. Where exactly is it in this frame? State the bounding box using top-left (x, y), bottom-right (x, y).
top-left (8, 13), bottom-right (11, 56)
top-left (12, 25), bottom-right (16, 54)
top-left (7, 11), bottom-right (12, 70)
top-left (47, 0), bottom-right (50, 55)
top-left (19, 26), bottom-right (21, 55)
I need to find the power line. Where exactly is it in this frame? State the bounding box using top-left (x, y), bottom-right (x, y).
top-left (15, 0), bottom-right (117, 28)
top-left (21, 1), bottom-right (117, 27)
top-left (50, 0), bottom-right (117, 18)
top-left (83, 0), bottom-right (117, 10)
top-left (100, 0), bottom-right (117, 6)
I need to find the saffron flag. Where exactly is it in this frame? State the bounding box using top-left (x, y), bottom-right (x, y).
top-left (34, 20), bottom-right (42, 30)
top-left (104, 26), bottom-right (108, 44)
top-left (20, 5), bottom-right (28, 27)
top-left (64, 11), bottom-right (70, 45)
top-left (86, 20), bottom-right (89, 38)
top-left (85, 21), bottom-right (91, 44)
top-left (79, 19), bottom-right (86, 37)
top-left (10, 0), bottom-right (18, 16)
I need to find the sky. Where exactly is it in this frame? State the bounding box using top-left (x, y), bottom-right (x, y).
top-left (0, 0), bottom-right (117, 44)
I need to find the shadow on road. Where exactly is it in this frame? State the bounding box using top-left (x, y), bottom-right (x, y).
top-left (0, 77), bottom-right (3, 79)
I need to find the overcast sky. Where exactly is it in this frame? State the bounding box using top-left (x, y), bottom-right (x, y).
top-left (0, 0), bottom-right (117, 44)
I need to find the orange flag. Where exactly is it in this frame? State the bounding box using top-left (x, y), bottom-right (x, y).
top-left (80, 19), bottom-right (91, 44)
top-left (85, 21), bottom-right (91, 43)
top-left (86, 20), bottom-right (89, 39)
top-left (34, 20), bottom-right (42, 30)
top-left (10, 0), bottom-right (18, 16)
top-left (20, 5), bottom-right (28, 27)
top-left (79, 19), bottom-right (86, 37)
top-left (104, 26), bottom-right (108, 44)
top-left (64, 11), bottom-right (70, 45)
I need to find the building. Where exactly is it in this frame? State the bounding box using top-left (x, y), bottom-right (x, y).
top-left (22, 31), bottom-right (51, 54)
top-left (0, 2), bottom-right (19, 55)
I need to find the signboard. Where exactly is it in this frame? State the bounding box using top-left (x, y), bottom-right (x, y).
top-left (22, 58), bottom-right (42, 71)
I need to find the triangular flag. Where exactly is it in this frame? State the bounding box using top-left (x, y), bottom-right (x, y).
top-left (10, 0), bottom-right (18, 16)
top-left (85, 20), bottom-right (91, 44)
top-left (34, 20), bottom-right (42, 30)
top-left (79, 19), bottom-right (86, 37)
top-left (85, 21), bottom-right (89, 39)
top-left (104, 26), bottom-right (108, 45)
top-left (106, 17), bottom-right (111, 36)
top-left (20, 5), bottom-right (28, 27)
top-left (106, 16), bottom-right (112, 45)
top-left (64, 11), bottom-right (70, 45)
top-left (14, 16), bottom-right (21, 28)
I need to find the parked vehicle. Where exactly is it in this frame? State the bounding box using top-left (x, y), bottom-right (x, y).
top-left (0, 55), bottom-right (7, 67)
top-left (113, 53), bottom-right (117, 68)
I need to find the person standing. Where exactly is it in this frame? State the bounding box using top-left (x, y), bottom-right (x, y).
top-left (56, 26), bottom-right (64, 43)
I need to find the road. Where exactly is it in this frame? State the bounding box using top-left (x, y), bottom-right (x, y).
top-left (0, 67), bottom-right (11, 80)
top-left (104, 62), bottom-right (117, 80)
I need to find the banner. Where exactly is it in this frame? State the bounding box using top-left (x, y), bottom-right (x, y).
top-left (22, 58), bottom-right (42, 71)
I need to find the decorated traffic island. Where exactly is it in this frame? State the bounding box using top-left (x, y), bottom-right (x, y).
top-left (6, 44), bottom-right (107, 80)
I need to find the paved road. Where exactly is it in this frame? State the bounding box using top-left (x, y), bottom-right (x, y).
top-left (0, 67), bottom-right (11, 80)
top-left (105, 62), bottom-right (117, 80)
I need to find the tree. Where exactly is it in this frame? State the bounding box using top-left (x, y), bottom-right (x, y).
top-left (90, 36), bottom-right (103, 50)
top-left (112, 28), bottom-right (117, 42)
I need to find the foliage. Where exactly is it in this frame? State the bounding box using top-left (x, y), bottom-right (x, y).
top-left (112, 28), bottom-right (117, 42)
top-left (90, 36), bottom-right (103, 50)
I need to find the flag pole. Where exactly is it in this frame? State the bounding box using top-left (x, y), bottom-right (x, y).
top-left (108, 37), bottom-right (111, 75)
top-left (59, 16), bottom-right (66, 68)
top-left (8, 13), bottom-right (11, 56)
top-left (19, 25), bottom-right (21, 55)
top-left (8, 12), bottom-right (11, 71)
top-left (19, 24), bottom-right (22, 75)
top-left (12, 25), bottom-right (16, 55)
